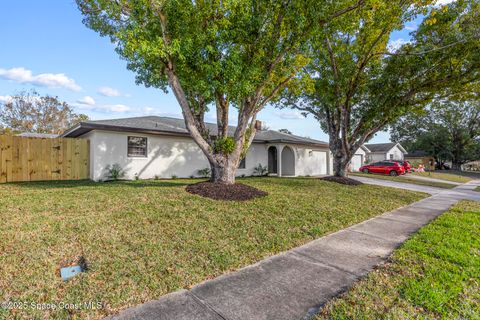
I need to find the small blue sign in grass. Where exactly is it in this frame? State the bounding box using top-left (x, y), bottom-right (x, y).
top-left (60, 265), bottom-right (84, 281)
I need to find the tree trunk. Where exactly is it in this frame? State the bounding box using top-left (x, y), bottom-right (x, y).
top-left (332, 155), bottom-right (350, 177)
top-left (209, 157), bottom-right (237, 184)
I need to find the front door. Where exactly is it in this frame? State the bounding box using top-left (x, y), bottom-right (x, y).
top-left (268, 146), bottom-right (278, 174)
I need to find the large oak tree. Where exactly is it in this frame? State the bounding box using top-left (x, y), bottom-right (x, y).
top-left (76, 0), bottom-right (363, 184)
top-left (281, 0), bottom-right (480, 177)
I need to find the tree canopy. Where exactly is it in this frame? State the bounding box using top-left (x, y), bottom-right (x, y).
top-left (279, 0), bottom-right (480, 176)
top-left (76, 0), bottom-right (363, 183)
top-left (0, 90), bottom-right (89, 135)
top-left (391, 100), bottom-right (480, 169)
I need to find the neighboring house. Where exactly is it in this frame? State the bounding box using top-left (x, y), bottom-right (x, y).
top-left (62, 116), bottom-right (332, 181)
top-left (350, 142), bottom-right (408, 172)
top-left (405, 150), bottom-right (435, 170)
top-left (350, 145), bottom-right (370, 172)
top-left (364, 142), bottom-right (408, 162)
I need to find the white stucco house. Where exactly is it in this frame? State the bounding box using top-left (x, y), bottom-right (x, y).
top-left (62, 116), bottom-right (333, 181)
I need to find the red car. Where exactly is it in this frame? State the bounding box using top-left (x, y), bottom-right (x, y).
top-left (359, 161), bottom-right (406, 176)
top-left (392, 160), bottom-right (412, 173)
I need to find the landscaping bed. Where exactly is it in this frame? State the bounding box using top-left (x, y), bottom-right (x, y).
top-left (320, 176), bottom-right (363, 185)
top-left (350, 172), bottom-right (457, 189)
top-left (317, 200), bottom-right (480, 319)
top-left (0, 177), bottom-right (426, 319)
top-left (185, 181), bottom-right (268, 200)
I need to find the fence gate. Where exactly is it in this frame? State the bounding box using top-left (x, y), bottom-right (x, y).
top-left (0, 135), bottom-right (89, 183)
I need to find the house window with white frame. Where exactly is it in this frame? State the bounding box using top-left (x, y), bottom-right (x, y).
top-left (127, 136), bottom-right (147, 157)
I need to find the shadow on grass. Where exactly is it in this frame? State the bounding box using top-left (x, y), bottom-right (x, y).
top-left (6, 179), bottom-right (200, 189)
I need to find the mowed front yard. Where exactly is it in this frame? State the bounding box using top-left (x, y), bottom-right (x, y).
top-left (317, 200), bottom-right (480, 319)
top-left (0, 177), bottom-right (426, 319)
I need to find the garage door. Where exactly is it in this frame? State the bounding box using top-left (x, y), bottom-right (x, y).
top-left (351, 154), bottom-right (363, 172)
top-left (308, 151), bottom-right (327, 175)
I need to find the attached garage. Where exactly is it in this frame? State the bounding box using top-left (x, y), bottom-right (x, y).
top-left (296, 149), bottom-right (328, 176)
top-left (350, 154), bottom-right (363, 172)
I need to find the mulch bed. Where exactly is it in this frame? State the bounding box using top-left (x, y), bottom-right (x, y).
top-left (320, 176), bottom-right (364, 185)
top-left (186, 182), bottom-right (268, 201)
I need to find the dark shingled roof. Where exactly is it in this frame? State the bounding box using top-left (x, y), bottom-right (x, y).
top-left (364, 142), bottom-right (397, 153)
top-left (62, 116), bottom-right (328, 147)
top-left (406, 150), bottom-right (430, 157)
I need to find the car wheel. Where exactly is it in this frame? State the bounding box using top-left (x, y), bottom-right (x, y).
top-left (363, 169), bottom-right (369, 174)
top-left (390, 170), bottom-right (398, 176)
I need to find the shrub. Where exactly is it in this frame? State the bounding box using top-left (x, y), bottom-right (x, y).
top-left (171, 175), bottom-right (178, 180)
top-left (197, 167), bottom-right (211, 178)
top-left (105, 164), bottom-right (125, 181)
top-left (253, 163), bottom-right (268, 176)
top-left (213, 137), bottom-right (235, 154)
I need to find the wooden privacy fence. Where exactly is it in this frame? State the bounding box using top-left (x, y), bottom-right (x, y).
top-left (0, 135), bottom-right (89, 183)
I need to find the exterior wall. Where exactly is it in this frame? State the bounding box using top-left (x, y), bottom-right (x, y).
top-left (82, 130), bottom-right (268, 181)
top-left (386, 145), bottom-right (404, 160)
top-left (369, 153), bottom-right (387, 162)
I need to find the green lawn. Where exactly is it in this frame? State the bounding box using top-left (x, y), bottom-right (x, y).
top-left (350, 172), bottom-right (457, 189)
top-left (411, 171), bottom-right (472, 183)
top-left (0, 178), bottom-right (426, 319)
top-left (317, 200), bottom-right (480, 320)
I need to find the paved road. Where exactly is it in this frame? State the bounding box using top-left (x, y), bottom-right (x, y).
top-left (107, 179), bottom-right (480, 320)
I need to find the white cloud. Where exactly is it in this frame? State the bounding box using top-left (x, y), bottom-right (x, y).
top-left (77, 96), bottom-right (95, 106)
top-left (404, 22), bottom-right (417, 31)
top-left (106, 104), bottom-right (130, 112)
top-left (0, 67), bottom-right (81, 91)
top-left (0, 95), bottom-right (12, 103)
top-left (98, 86), bottom-right (121, 97)
top-left (73, 103), bottom-right (130, 113)
top-left (435, 0), bottom-right (456, 5)
top-left (277, 111), bottom-right (304, 120)
top-left (388, 38), bottom-right (410, 51)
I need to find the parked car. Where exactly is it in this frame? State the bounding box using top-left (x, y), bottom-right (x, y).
top-left (392, 159), bottom-right (412, 173)
top-left (359, 161), bottom-right (406, 176)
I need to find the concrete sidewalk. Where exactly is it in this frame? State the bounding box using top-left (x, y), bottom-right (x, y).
top-left (108, 180), bottom-right (480, 320)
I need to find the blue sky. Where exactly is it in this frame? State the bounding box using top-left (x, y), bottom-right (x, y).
top-left (0, 1), bottom-right (428, 142)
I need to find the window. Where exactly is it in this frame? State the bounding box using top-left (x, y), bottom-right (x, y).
top-left (238, 157), bottom-right (246, 169)
top-left (127, 136), bottom-right (147, 157)
top-left (389, 154), bottom-right (394, 160)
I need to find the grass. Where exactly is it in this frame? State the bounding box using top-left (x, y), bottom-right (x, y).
top-left (350, 172), bottom-right (457, 189)
top-left (411, 171), bottom-right (472, 183)
top-left (317, 200), bottom-right (480, 320)
top-left (0, 177), bottom-right (426, 319)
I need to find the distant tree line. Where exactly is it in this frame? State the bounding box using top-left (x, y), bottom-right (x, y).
top-left (0, 90), bottom-right (88, 135)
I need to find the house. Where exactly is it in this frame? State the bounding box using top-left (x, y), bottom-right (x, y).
top-left (405, 150), bottom-right (435, 170)
top-left (62, 116), bottom-right (332, 181)
top-left (350, 142), bottom-right (408, 172)
top-left (364, 142), bottom-right (408, 162)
